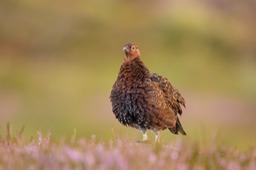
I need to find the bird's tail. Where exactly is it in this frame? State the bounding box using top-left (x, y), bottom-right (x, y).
top-left (169, 117), bottom-right (186, 135)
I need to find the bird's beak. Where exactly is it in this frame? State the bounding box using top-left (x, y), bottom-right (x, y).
top-left (123, 46), bottom-right (130, 54)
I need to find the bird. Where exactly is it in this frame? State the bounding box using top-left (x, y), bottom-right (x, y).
top-left (110, 42), bottom-right (186, 142)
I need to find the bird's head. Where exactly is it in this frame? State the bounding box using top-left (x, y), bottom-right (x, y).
top-left (123, 43), bottom-right (141, 63)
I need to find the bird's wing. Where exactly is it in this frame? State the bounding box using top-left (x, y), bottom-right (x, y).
top-left (150, 73), bottom-right (185, 115)
top-left (143, 77), bottom-right (176, 128)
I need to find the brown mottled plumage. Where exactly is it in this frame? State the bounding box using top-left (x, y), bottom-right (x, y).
top-left (110, 43), bottom-right (186, 141)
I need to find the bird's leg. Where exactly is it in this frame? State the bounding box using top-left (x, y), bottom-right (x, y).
top-left (153, 130), bottom-right (160, 142)
top-left (142, 133), bottom-right (148, 141)
top-left (140, 129), bottom-right (148, 141)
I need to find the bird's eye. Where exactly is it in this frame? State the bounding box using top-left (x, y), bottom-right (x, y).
top-left (131, 46), bottom-right (136, 51)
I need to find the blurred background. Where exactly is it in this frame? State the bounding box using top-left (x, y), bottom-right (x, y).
top-left (0, 0), bottom-right (255, 149)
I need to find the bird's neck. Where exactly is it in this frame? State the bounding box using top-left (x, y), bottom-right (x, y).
top-left (119, 58), bottom-right (150, 83)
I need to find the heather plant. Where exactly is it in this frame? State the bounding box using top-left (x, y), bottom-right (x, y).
top-left (0, 124), bottom-right (255, 170)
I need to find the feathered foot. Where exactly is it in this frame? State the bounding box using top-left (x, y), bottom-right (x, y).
top-left (137, 129), bottom-right (148, 143)
top-left (153, 130), bottom-right (160, 143)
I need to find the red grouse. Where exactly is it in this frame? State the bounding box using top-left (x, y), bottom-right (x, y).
top-left (110, 43), bottom-right (186, 141)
